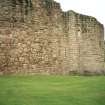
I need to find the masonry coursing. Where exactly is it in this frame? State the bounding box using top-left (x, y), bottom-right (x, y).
top-left (0, 0), bottom-right (105, 75)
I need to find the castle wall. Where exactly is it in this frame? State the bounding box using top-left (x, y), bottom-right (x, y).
top-left (75, 13), bottom-right (105, 74)
top-left (0, 0), bottom-right (104, 75)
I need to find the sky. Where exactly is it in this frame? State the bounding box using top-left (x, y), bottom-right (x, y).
top-left (54, 0), bottom-right (105, 28)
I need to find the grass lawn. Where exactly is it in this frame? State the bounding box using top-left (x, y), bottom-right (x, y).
top-left (0, 75), bottom-right (105, 105)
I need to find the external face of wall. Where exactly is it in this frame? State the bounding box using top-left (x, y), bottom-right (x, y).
top-left (0, 0), bottom-right (66, 75)
top-left (0, 0), bottom-right (104, 75)
top-left (60, 11), bottom-right (105, 74)
top-left (75, 14), bottom-right (105, 74)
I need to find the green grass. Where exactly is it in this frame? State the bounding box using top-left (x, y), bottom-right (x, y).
top-left (0, 75), bottom-right (105, 105)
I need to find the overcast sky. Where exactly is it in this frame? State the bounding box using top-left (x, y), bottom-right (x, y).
top-left (54, 0), bottom-right (104, 28)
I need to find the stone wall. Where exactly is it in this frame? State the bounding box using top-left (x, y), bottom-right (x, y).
top-left (0, 0), bottom-right (104, 75)
top-left (62, 11), bottom-right (105, 74)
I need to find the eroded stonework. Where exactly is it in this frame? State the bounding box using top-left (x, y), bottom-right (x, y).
top-left (0, 0), bottom-right (105, 75)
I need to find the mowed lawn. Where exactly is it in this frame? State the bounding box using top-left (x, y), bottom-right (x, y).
top-left (0, 75), bottom-right (105, 105)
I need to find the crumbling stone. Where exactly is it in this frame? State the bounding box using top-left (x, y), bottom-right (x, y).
top-left (0, 0), bottom-right (104, 75)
